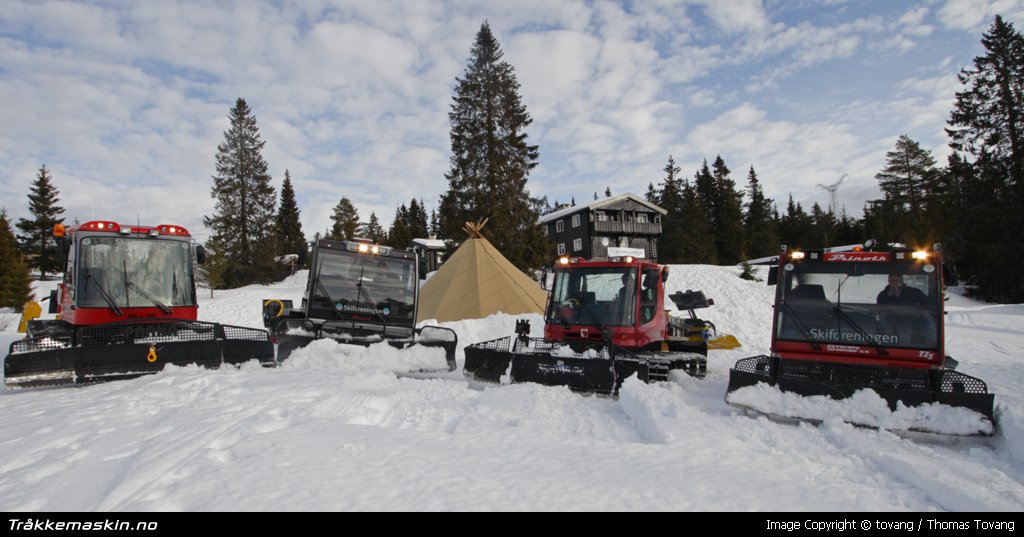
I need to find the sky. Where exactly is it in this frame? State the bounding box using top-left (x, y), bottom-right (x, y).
top-left (2, 0), bottom-right (1023, 246)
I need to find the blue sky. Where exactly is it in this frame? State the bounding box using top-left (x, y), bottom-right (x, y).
top-left (2, 0), bottom-right (1022, 245)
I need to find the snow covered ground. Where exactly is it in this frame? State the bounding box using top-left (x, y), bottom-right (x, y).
top-left (1, 266), bottom-right (1023, 511)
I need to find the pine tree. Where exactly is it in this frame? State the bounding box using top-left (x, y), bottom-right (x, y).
top-left (202, 98), bottom-right (278, 288)
top-left (387, 203), bottom-right (412, 248)
top-left (710, 156), bottom-right (746, 263)
top-left (947, 15), bottom-right (1024, 192)
top-left (651, 156), bottom-right (715, 264)
top-left (779, 195), bottom-right (814, 248)
top-left (652, 156), bottom-right (685, 263)
top-left (692, 160), bottom-right (720, 260)
top-left (329, 198), bottom-right (360, 240)
top-left (945, 15), bottom-right (1024, 301)
top-left (273, 170), bottom-right (307, 266)
top-left (361, 212), bottom-right (386, 243)
top-left (871, 135), bottom-right (940, 244)
top-left (408, 199), bottom-right (429, 239)
top-left (15, 165), bottom-right (65, 280)
top-left (429, 209), bottom-right (440, 236)
top-left (605, 186), bottom-right (612, 198)
top-left (438, 22), bottom-right (549, 271)
top-left (743, 166), bottom-right (778, 258)
top-left (1, 209), bottom-right (33, 310)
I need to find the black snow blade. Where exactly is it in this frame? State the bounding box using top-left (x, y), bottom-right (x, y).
top-left (4, 319), bottom-right (274, 390)
top-left (271, 318), bottom-right (457, 372)
top-left (726, 355), bottom-right (997, 436)
top-left (464, 336), bottom-right (706, 395)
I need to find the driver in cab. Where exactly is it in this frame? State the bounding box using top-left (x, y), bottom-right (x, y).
top-left (877, 273), bottom-right (928, 306)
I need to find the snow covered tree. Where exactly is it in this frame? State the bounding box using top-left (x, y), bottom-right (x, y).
top-left (273, 170), bottom-right (307, 268)
top-left (328, 197), bottom-right (360, 241)
top-left (202, 98), bottom-right (278, 288)
top-left (1, 209), bottom-right (33, 310)
top-left (438, 22), bottom-right (549, 271)
top-left (15, 165), bottom-right (64, 280)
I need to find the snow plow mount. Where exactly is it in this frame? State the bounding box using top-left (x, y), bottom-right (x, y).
top-left (726, 355), bottom-right (996, 433)
top-left (271, 318), bottom-right (457, 371)
top-left (5, 319), bottom-right (275, 389)
top-left (463, 335), bottom-right (705, 395)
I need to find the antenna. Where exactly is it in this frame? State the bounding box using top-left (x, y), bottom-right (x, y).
top-left (817, 173), bottom-right (847, 214)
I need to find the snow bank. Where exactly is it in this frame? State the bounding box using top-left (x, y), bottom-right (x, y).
top-left (726, 384), bottom-right (994, 436)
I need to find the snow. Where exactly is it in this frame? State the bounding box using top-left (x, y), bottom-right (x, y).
top-left (2, 266), bottom-right (1024, 511)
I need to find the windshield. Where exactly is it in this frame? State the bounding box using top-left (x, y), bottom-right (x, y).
top-left (546, 267), bottom-right (636, 327)
top-left (310, 250), bottom-right (417, 325)
top-left (77, 236), bottom-right (195, 308)
top-left (778, 261), bottom-right (939, 350)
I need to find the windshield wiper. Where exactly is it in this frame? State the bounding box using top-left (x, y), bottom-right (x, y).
top-left (780, 299), bottom-right (821, 350)
top-left (84, 270), bottom-right (123, 317)
top-left (832, 305), bottom-right (888, 356)
top-left (126, 281), bottom-right (173, 315)
top-left (314, 278), bottom-right (345, 320)
top-left (355, 263), bottom-right (389, 328)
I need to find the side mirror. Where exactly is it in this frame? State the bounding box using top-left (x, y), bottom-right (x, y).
top-left (767, 266), bottom-right (779, 286)
top-left (195, 245), bottom-right (207, 265)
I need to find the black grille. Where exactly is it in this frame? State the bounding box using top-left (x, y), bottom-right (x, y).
top-left (11, 334), bottom-right (73, 354)
top-left (469, 337), bottom-right (512, 352)
top-left (939, 370), bottom-right (989, 394)
top-left (731, 355), bottom-right (775, 378)
top-left (9, 320), bottom-right (268, 356)
top-left (774, 359), bottom-right (988, 395)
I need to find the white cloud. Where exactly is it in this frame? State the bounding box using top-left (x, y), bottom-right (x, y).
top-left (937, 0), bottom-right (1024, 32)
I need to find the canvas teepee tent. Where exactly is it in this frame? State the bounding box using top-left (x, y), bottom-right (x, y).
top-left (416, 220), bottom-right (549, 323)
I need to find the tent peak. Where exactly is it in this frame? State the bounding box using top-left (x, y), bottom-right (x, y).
top-left (464, 218), bottom-right (489, 239)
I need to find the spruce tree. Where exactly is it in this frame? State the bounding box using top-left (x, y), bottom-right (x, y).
top-left (387, 203), bottom-right (412, 248)
top-left (15, 165), bottom-right (65, 280)
top-left (710, 156), bottom-right (746, 263)
top-left (652, 156), bottom-right (685, 264)
top-left (438, 22), bottom-right (549, 271)
top-left (429, 209), bottom-right (440, 236)
top-left (408, 199), bottom-right (429, 239)
top-left (202, 98), bottom-right (277, 288)
top-left (945, 15), bottom-right (1024, 301)
top-left (273, 170), bottom-right (307, 265)
top-left (1, 209), bottom-right (33, 310)
top-left (779, 195), bottom-right (814, 248)
top-left (947, 15), bottom-right (1024, 191)
top-left (744, 166), bottom-right (779, 258)
top-left (360, 212), bottom-right (386, 243)
top-left (329, 197), bottom-right (360, 240)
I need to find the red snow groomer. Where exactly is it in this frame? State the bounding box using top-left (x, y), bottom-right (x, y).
top-left (725, 242), bottom-right (996, 435)
top-left (464, 254), bottom-right (738, 394)
top-left (5, 220), bottom-right (274, 389)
